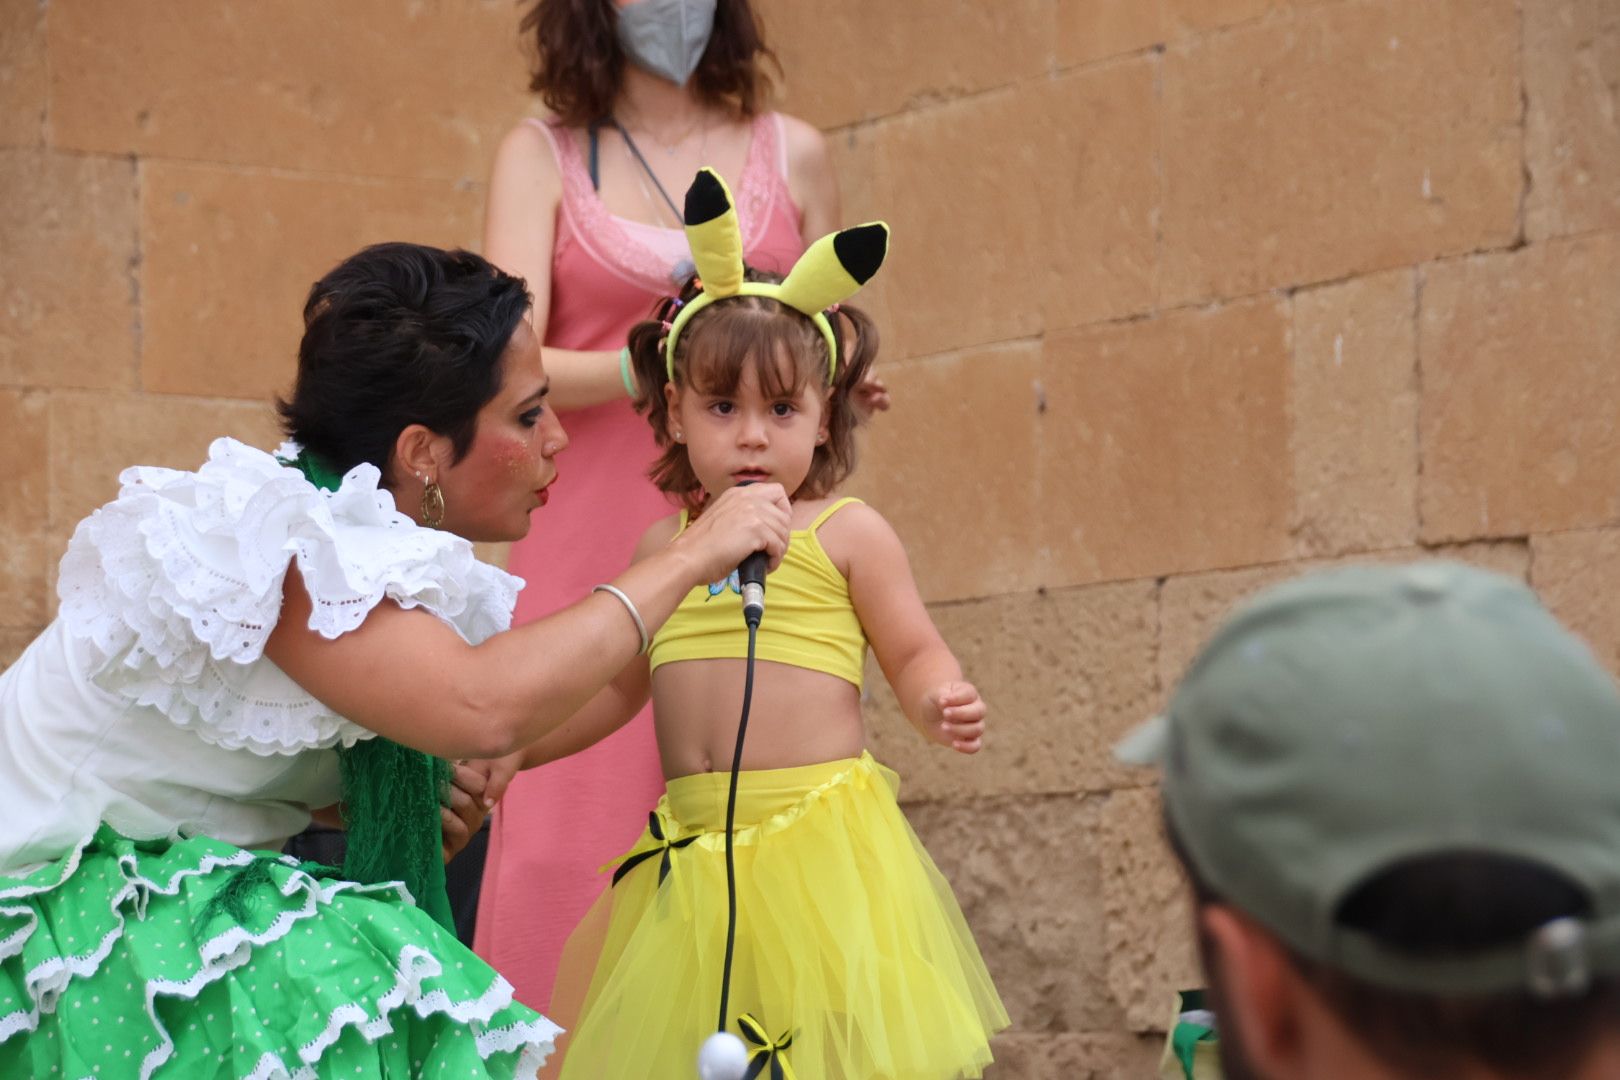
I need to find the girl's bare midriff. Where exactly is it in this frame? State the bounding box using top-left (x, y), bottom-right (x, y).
top-left (652, 658), bottom-right (865, 779)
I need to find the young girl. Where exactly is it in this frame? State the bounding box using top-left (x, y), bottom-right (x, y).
top-left (523, 170), bottom-right (1008, 1078)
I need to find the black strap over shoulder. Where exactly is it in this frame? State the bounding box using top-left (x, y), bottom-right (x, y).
top-left (588, 119), bottom-right (603, 191)
top-left (588, 116), bottom-right (682, 222)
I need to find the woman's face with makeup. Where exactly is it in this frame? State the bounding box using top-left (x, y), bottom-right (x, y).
top-left (437, 320), bottom-right (568, 542)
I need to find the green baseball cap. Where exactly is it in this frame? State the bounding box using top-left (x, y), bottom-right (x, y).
top-left (1119, 561), bottom-right (1620, 998)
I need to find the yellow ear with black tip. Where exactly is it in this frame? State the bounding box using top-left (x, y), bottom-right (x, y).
top-left (682, 167), bottom-right (745, 298)
top-left (773, 222), bottom-right (889, 316)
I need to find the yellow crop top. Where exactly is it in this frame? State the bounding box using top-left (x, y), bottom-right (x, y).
top-left (648, 498), bottom-right (868, 688)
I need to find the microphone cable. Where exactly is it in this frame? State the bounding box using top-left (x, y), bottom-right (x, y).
top-left (715, 607), bottom-right (759, 1034)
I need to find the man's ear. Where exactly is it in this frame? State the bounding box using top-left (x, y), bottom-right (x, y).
top-left (1200, 904), bottom-right (1310, 1079)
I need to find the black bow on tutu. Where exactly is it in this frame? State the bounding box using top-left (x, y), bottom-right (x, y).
top-left (738, 1013), bottom-right (797, 1080)
top-left (611, 811), bottom-right (697, 888)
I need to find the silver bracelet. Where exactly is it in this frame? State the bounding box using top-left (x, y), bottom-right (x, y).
top-left (592, 583), bottom-right (649, 656)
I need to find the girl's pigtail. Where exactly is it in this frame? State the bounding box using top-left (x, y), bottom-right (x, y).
top-left (631, 276), bottom-right (710, 508)
top-left (627, 297), bottom-right (675, 418)
top-left (828, 303), bottom-right (879, 415)
top-left (796, 300), bottom-right (880, 500)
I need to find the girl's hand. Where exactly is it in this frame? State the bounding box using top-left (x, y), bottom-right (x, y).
top-left (441, 761), bottom-right (494, 863)
top-left (457, 753), bottom-right (526, 811)
top-left (922, 681), bottom-right (986, 754)
top-left (670, 481), bottom-right (792, 583)
top-left (852, 372), bottom-right (891, 420)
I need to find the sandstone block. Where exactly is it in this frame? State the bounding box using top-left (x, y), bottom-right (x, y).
top-left (2, 388), bottom-right (48, 510)
top-left (1532, 529), bottom-right (1620, 679)
top-left (1157, 542), bottom-right (1531, 697)
top-left (823, 130), bottom-right (899, 346)
top-left (1055, 1), bottom-right (1164, 67)
top-left (866, 581), bottom-right (1159, 801)
top-left (1038, 59), bottom-right (1160, 331)
top-left (141, 163), bottom-right (482, 401)
top-left (48, 391), bottom-right (282, 538)
top-left (42, 524), bottom-right (72, 621)
top-left (828, 64), bottom-right (1158, 360)
top-left (908, 794), bottom-right (1125, 1034)
top-left (1419, 233), bottom-right (1620, 541)
top-left (764, 0), bottom-right (1052, 129)
top-left (858, 90), bottom-right (1047, 360)
top-left (1098, 787), bottom-right (1201, 1033)
top-left (0, 628), bottom-right (38, 672)
top-left (0, 0), bottom-right (47, 147)
top-left (1163, 0), bottom-right (1290, 35)
top-left (1290, 268), bottom-right (1418, 556)
top-left (0, 150), bottom-right (138, 390)
top-left (1041, 298), bottom-right (1292, 587)
top-left (987, 1032), bottom-right (1161, 1078)
top-left (0, 389), bottom-right (49, 627)
top-left (1162, 0), bottom-right (1520, 305)
top-left (0, 526), bottom-right (51, 631)
top-left (49, 0), bottom-right (534, 180)
top-left (850, 344), bottom-right (1042, 603)
top-left (1526, 0), bottom-right (1620, 240)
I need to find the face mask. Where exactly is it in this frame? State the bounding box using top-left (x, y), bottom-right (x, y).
top-left (616, 0), bottom-right (717, 88)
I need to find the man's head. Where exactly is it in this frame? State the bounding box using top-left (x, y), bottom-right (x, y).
top-left (1121, 563), bottom-right (1620, 1079)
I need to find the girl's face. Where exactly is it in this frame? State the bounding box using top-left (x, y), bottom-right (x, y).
top-left (665, 347), bottom-right (829, 499)
top-left (438, 320), bottom-right (569, 542)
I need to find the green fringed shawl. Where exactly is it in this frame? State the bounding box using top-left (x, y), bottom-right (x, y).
top-left (281, 449), bottom-right (456, 932)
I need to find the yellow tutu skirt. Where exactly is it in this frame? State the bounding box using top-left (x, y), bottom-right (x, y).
top-left (551, 753), bottom-right (1008, 1079)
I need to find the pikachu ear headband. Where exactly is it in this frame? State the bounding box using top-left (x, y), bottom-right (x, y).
top-left (664, 168), bottom-right (889, 383)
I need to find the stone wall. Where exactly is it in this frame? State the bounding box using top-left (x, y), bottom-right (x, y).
top-left (771, 0), bottom-right (1620, 1072)
top-left (1, 0), bottom-right (537, 666)
top-left (5, 1), bottom-right (1619, 1074)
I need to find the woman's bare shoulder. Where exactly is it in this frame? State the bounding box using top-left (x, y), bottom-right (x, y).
top-left (776, 112), bottom-right (831, 170)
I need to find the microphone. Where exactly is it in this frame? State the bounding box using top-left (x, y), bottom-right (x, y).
top-left (734, 480), bottom-right (768, 628)
top-left (739, 551), bottom-right (767, 628)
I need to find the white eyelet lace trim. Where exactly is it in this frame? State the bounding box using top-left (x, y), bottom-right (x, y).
top-left (55, 438), bottom-right (524, 755)
top-left (0, 832), bottom-right (558, 1079)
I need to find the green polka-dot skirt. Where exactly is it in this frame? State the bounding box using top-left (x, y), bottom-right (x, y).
top-left (0, 826), bottom-right (560, 1078)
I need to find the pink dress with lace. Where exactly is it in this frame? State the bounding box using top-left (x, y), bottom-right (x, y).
top-left (475, 112), bottom-right (806, 1011)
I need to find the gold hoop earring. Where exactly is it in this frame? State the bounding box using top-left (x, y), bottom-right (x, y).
top-left (421, 480), bottom-right (445, 528)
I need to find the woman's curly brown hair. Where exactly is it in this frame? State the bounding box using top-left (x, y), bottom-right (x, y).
top-left (627, 268), bottom-right (879, 510)
top-left (521, 0), bottom-right (780, 126)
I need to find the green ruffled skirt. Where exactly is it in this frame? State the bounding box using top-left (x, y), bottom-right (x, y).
top-left (0, 825), bottom-right (559, 1078)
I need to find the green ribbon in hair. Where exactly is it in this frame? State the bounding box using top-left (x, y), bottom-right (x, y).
top-left (282, 448), bottom-right (457, 932)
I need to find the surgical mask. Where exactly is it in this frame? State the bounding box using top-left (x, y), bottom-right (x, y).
top-left (616, 0), bottom-right (717, 87)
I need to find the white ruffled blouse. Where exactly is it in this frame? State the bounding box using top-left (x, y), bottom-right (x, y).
top-left (0, 438), bottom-right (523, 874)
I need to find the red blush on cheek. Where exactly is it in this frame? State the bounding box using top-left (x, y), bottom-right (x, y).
top-left (462, 432), bottom-right (539, 501)
top-left (494, 436), bottom-right (535, 477)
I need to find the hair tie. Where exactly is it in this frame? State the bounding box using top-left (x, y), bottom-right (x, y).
top-left (670, 296), bottom-right (686, 311)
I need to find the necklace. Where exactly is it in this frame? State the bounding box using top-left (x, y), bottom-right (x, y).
top-left (613, 117), bottom-right (707, 229)
top-left (618, 107), bottom-right (708, 157)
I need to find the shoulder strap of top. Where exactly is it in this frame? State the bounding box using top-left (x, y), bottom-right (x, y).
top-left (527, 117), bottom-right (593, 202)
top-left (809, 497), bottom-right (863, 533)
top-left (771, 112), bottom-right (790, 181)
top-left (587, 119), bottom-right (602, 191)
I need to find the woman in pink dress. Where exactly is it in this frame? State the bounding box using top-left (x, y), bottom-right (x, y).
top-left (476, 0), bottom-right (886, 1012)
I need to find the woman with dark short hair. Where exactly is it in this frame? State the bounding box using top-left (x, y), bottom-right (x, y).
top-left (477, 0), bottom-right (887, 1013)
top-left (0, 241), bottom-right (791, 1078)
